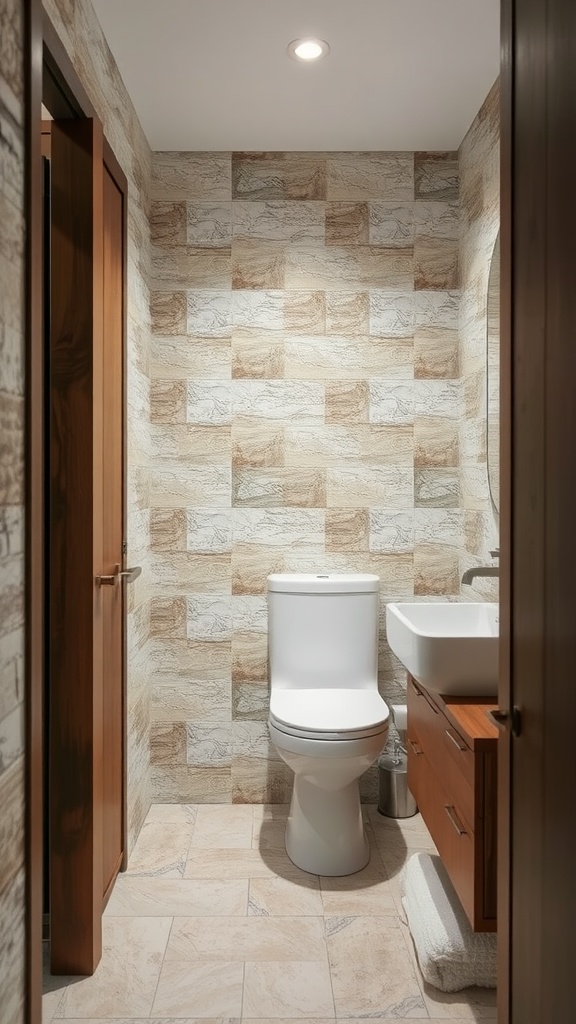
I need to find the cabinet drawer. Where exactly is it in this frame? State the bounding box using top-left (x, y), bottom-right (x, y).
top-left (411, 746), bottom-right (477, 928)
top-left (407, 676), bottom-right (475, 832)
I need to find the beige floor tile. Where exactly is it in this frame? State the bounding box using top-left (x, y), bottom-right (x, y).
top-left (55, 917), bottom-right (172, 1018)
top-left (252, 818), bottom-right (288, 851)
top-left (185, 847), bottom-right (310, 880)
top-left (126, 821), bottom-right (194, 876)
top-left (326, 916), bottom-right (426, 1018)
top-left (151, 960), bottom-right (244, 1017)
top-left (42, 986), bottom-right (65, 1022)
top-left (165, 915), bottom-right (326, 961)
top-left (320, 875), bottom-right (397, 916)
top-left (104, 876), bottom-right (248, 916)
top-left (145, 802), bottom-right (198, 826)
top-left (191, 803), bottom-right (255, 848)
top-left (243, 961), bottom-right (335, 1018)
top-left (249, 876), bottom-right (323, 917)
top-left (58, 1020), bottom-right (240, 1024)
top-left (420, 987), bottom-right (497, 1020)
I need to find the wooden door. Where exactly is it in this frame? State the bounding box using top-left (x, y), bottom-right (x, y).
top-left (47, 118), bottom-right (126, 975)
top-left (501, 0), bottom-right (576, 1020)
top-left (101, 159), bottom-right (125, 903)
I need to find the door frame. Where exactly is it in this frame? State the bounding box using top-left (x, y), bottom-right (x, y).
top-left (25, 2), bottom-right (128, 1011)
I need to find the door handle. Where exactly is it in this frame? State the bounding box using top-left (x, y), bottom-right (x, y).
top-left (487, 707), bottom-right (522, 736)
top-left (444, 804), bottom-right (467, 836)
top-left (96, 564), bottom-right (142, 587)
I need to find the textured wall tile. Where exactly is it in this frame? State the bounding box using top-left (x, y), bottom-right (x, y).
top-left (148, 465), bottom-right (231, 507)
top-left (188, 290), bottom-right (234, 336)
top-left (187, 724), bottom-right (232, 767)
top-left (234, 380), bottom-right (324, 422)
top-left (413, 289), bottom-right (459, 330)
top-left (152, 680), bottom-right (231, 723)
top-left (0, 393), bottom-right (24, 504)
top-left (414, 326), bottom-right (459, 379)
top-left (369, 203), bottom-right (414, 247)
top-left (232, 290), bottom-right (284, 333)
top-left (0, 704), bottom-right (24, 777)
top-left (325, 381), bottom-right (369, 423)
top-left (326, 202), bottom-right (369, 245)
top-left (326, 510), bottom-right (369, 552)
top-left (147, 505), bottom-right (186, 548)
top-left (285, 245), bottom-right (413, 291)
top-left (187, 596), bottom-right (233, 642)
top-left (150, 722), bottom-right (187, 766)
top-left (153, 152), bottom-right (231, 201)
top-left (0, 869), bottom-right (25, 1024)
top-left (414, 237), bottom-right (459, 291)
top-left (232, 239), bottom-right (285, 289)
top-left (414, 543), bottom-right (460, 596)
top-left (369, 381), bottom-right (414, 424)
top-left (232, 631), bottom-right (268, 683)
top-left (187, 510), bottom-right (233, 553)
top-left (150, 597), bottom-right (187, 639)
top-left (232, 155), bottom-right (326, 201)
top-left (149, 552), bottom-right (231, 595)
top-left (150, 423), bottom-right (231, 463)
top-left (187, 381), bottom-right (232, 424)
top-left (370, 291), bottom-right (414, 337)
top-left (151, 291), bottom-right (187, 335)
top-left (369, 511), bottom-right (414, 553)
top-left (0, 628), bottom-right (24, 723)
top-left (151, 245), bottom-right (231, 289)
top-left (151, 764), bottom-right (232, 803)
top-left (414, 416), bottom-right (459, 468)
top-left (283, 290), bottom-right (326, 334)
top-left (325, 291), bottom-right (369, 335)
top-left (414, 379), bottom-right (461, 418)
top-left (284, 423), bottom-right (413, 466)
top-left (151, 336), bottom-right (232, 381)
top-left (232, 681), bottom-right (270, 721)
top-left (232, 758), bottom-right (293, 803)
top-left (187, 202), bottom-right (232, 247)
top-left (327, 154), bottom-right (413, 202)
top-left (232, 335), bottom-right (285, 379)
top-left (150, 201), bottom-right (187, 246)
top-left (415, 152), bottom-right (459, 201)
top-left (0, 758), bottom-right (24, 895)
top-left (150, 379), bottom-right (187, 423)
top-left (232, 468), bottom-right (326, 508)
top-left (326, 467), bottom-right (413, 508)
top-left (150, 637), bottom-right (231, 682)
top-left (415, 468), bottom-right (460, 508)
top-left (234, 200), bottom-right (325, 243)
top-left (232, 419), bottom-right (284, 468)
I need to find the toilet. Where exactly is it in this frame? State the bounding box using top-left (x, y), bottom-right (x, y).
top-left (267, 572), bottom-right (389, 876)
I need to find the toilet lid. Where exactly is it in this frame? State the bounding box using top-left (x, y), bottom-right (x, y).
top-left (269, 688), bottom-right (389, 734)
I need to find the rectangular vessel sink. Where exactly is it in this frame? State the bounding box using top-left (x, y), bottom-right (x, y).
top-left (386, 602), bottom-right (499, 697)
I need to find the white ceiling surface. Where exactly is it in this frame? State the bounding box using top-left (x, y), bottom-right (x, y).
top-left (92, 0), bottom-right (500, 152)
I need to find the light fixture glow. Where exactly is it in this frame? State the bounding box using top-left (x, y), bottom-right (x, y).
top-left (287, 38), bottom-right (330, 63)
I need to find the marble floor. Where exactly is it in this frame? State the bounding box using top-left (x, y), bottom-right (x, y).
top-left (42, 803), bottom-right (497, 1022)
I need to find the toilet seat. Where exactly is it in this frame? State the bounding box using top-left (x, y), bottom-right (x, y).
top-left (269, 688), bottom-right (389, 741)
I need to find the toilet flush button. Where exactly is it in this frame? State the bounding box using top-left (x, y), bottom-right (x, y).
top-left (317, 574), bottom-right (329, 578)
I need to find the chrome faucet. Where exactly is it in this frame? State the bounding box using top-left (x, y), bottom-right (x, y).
top-left (461, 549), bottom-right (499, 586)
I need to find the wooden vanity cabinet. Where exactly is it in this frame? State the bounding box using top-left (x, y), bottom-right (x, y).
top-left (406, 674), bottom-right (498, 932)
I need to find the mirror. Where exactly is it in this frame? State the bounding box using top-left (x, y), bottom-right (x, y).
top-left (486, 231), bottom-right (500, 516)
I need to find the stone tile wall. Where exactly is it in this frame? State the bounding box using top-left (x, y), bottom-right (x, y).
top-left (44, 0), bottom-right (154, 850)
top-left (458, 82), bottom-right (500, 597)
top-left (149, 149), bottom-right (463, 803)
top-left (0, 0), bottom-right (26, 1019)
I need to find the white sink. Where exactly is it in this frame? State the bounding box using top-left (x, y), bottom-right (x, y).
top-left (385, 602), bottom-right (499, 697)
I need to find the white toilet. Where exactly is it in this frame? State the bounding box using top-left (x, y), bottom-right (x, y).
top-left (267, 572), bottom-right (389, 876)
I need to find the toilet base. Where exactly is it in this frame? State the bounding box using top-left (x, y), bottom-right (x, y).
top-left (285, 776), bottom-right (370, 876)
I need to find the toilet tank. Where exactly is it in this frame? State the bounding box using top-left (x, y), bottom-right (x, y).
top-left (267, 573), bottom-right (380, 690)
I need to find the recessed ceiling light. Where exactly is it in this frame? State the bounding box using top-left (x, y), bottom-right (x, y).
top-left (287, 38), bottom-right (330, 63)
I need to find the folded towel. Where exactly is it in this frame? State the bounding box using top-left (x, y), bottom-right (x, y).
top-left (401, 852), bottom-right (497, 992)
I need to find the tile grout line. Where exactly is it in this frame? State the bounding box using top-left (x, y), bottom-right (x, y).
top-left (148, 914), bottom-right (175, 1017)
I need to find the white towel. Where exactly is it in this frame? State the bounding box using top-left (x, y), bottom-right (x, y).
top-left (401, 852), bottom-right (497, 992)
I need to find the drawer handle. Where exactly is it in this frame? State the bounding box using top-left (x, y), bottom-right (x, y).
top-left (409, 739), bottom-right (422, 756)
top-left (444, 804), bottom-right (468, 836)
top-left (411, 679), bottom-right (439, 714)
top-left (445, 729), bottom-right (467, 752)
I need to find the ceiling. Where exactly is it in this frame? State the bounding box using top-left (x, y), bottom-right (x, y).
top-left (92, 0), bottom-right (500, 153)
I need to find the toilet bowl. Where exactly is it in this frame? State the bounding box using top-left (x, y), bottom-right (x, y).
top-left (267, 573), bottom-right (389, 876)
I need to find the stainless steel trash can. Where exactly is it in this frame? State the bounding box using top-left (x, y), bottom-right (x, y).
top-left (377, 752), bottom-right (417, 818)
